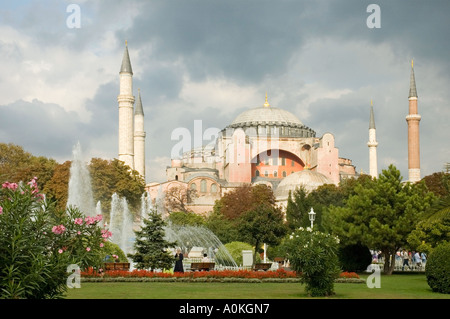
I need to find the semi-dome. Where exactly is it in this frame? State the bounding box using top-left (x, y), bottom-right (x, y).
top-left (274, 169), bottom-right (333, 200)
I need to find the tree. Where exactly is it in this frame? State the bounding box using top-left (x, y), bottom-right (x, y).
top-left (421, 172), bottom-right (450, 198)
top-left (204, 209), bottom-right (240, 244)
top-left (214, 184), bottom-right (275, 220)
top-left (0, 143), bottom-right (58, 192)
top-left (167, 211), bottom-right (205, 226)
top-left (326, 165), bottom-right (435, 274)
top-left (89, 158), bottom-right (145, 218)
top-left (127, 209), bottom-right (176, 271)
top-left (42, 161), bottom-right (72, 211)
top-left (165, 185), bottom-right (197, 213)
top-left (285, 186), bottom-right (312, 231)
top-left (237, 204), bottom-right (288, 264)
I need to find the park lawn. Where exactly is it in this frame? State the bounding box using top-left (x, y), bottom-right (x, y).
top-left (66, 273), bottom-right (450, 299)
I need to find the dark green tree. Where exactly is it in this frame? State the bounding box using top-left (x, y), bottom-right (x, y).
top-left (204, 209), bottom-right (240, 244)
top-left (285, 186), bottom-right (312, 231)
top-left (326, 165), bottom-right (436, 274)
top-left (127, 209), bottom-right (176, 271)
top-left (167, 211), bottom-right (205, 226)
top-left (237, 204), bottom-right (288, 264)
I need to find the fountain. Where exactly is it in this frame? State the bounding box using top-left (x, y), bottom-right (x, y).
top-left (65, 143), bottom-right (237, 269)
top-left (66, 142), bottom-right (96, 217)
top-left (109, 193), bottom-right (135, 257)
top-left (164, 223), bottom-right (238, 268)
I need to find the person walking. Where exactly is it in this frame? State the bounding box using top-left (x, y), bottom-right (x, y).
top-left (414, 251), bottom-right (422, 270)
top-left (421, 252), bottom-right (427, 265)
top-left (174, 248), bottom-right (184, 273)
top-left (402, 250), bottom-right (409, 271)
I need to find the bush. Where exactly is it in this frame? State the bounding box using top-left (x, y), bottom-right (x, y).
top-left (338, 243), bottom-right (372, 272)
top-left (219, 241), bottom-right (260, 266)
top-left (425, 242), bottom-right (450, 294)
top-left (282, 228), bottom-right (341, 297)
top-left (0, 178), bottom-right (107, 299)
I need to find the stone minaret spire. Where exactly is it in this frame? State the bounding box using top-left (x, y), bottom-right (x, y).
top-left (367, 99), bottom-right (378, 178)
top-left (406, 60), bottom-right (421, 182)
top-left (134, 88), bottom-right (146, 180)
top-left (118, 41), bottom-right (135, 170)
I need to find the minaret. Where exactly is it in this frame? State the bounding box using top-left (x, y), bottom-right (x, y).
top-left (118, 41), bottom-right (135, 169)
top-left (367, 99), bottom-right (378, 178)
top-left (406, 60), bottom-right (421, 182)
top-left (134, 88), bottom-right (146, 180)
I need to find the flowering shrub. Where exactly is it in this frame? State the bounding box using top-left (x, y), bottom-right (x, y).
top-left (0, 178), bottom-right (109, 299)
top-left (282, 227), bottom-right (341, 296)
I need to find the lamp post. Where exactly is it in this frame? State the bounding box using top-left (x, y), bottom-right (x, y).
top-left (308, 208), bottom-right (316, 229)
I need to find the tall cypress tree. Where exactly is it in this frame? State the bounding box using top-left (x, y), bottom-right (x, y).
top-left (286, 186), bottom-right (312, 230)
top-left (128, 209), bottom-right (176, 271)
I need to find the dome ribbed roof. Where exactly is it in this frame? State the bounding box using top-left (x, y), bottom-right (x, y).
top-left (231, 106), bottom-right (303, 127)
top-left (274, 170), bottom-right (333, 199)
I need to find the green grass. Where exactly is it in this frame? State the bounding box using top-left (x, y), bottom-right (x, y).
top-left (65, 273), bottom-right (450, 299)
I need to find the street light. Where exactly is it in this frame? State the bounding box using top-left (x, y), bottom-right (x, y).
top-left (308, 208), bottom-right (316, 229)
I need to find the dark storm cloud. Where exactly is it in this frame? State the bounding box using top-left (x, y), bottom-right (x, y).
top-left (0, 99), bottom-right (84, 159)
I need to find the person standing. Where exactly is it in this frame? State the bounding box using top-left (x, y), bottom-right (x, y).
top-left (174, 248), bottom-right (184, 273)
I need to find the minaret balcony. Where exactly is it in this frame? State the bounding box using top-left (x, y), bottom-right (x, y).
top-left (406, 114), bottom-right (421, 122)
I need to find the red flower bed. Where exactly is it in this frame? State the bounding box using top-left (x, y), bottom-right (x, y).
top-left (81, 268), bottom-right (298, 279)
top-left (339, 272), bottom-right (360, 279)
top-left (81, 268), bottom-right (360, 280)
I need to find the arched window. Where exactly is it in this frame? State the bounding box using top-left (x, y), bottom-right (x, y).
top-left (274, 171), bottom-right (278, 177)
top-left (175, 175), bottom-right (178, 181)
top-left (211, 184), bottom-right (218, 193)
top-left (190, 183), bottom-right (197, 191)
top-left (255, 170), bottom-right (260, 177)
top-left (282, 171), bottom-right (287, 177)
top-left (200, 179), bottom-right (207, 193)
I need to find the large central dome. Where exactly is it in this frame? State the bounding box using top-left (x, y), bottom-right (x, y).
top-left (230, 95), bottom-right (303, 127)
top-left (224, 94), bottom-right (316, 138)
top-left (231, 106), bottom-right (303, 127)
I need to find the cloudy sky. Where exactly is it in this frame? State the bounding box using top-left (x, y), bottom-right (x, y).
top-left (0, 0), bottom-right (449, 183)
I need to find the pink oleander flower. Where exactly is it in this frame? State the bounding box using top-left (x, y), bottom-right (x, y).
top-left (85, 216), bottom-right (96, 225)
top-left (77, 231), bottom-right (81, 235)
top-left (101, 229), bottom-right (112, 238)
top-left (2, 182), bottom-right (18, 191)
top-left (74, 218), bottom-right (83, 225)
top-left (100, 243), bottom-right (104, 248)
top-left (52, 224), bottom-right (66, 235)
top-left (0, 206), bottom-right (3, 215)
top-left (86, 247), bottom-right (91, 252)
top-left (95, 214), bottom-right (103, 222)
top-left (58, 249), bottom-right (63, 254)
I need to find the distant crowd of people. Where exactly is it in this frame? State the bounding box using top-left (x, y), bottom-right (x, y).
top-left (398, 250), bottom-right (427, 271)
top-left (371, 249), bottom-right (427, 270)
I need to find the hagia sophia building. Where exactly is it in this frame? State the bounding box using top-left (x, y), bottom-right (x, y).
top-left (117, 43), bottom-right (421, 215)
